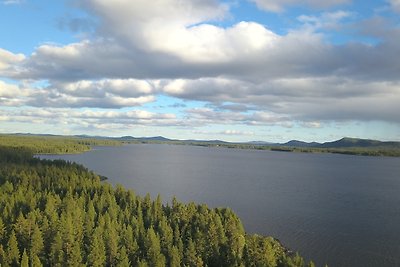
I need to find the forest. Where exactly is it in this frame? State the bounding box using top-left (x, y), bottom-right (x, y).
top-left (0, 134), bottom-right (121, 154)
top-left (0, 141), bottom-right (319, 266)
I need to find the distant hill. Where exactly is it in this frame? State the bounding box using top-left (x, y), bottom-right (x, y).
top-left (280, 140), bottom-right (321, 147)
top-left (5, 133), bottom-right (400, 150)
top-left (117, 136), bottom-right (173, 142)
top-left (247, 141), bottom-right (276, 145)
top-left (182, 139), bottom-right (230, 144)
top-left (278, 137), bottom-right (400, 149)
top-left (318, 137), bottom-right (400, 148)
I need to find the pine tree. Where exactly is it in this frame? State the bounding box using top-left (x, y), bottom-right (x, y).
top-left (62, 213), bottom-right (82, 266)
top-left (30, 224), bottom-right (44, 261)
top-left (137, 259), bottom-right (149, 267)
top-left (7, 230), bottom-right (20, 266)
top-left (116, 246), bottom-right (130, 267)
top-left (49, 232), bottom-right (64, 266)
top-left (169, 245), bottom-right (181, 267)
top-left (184, 239), bottom-right (203, 267)
top-left (87, 227), bottom-right (106, 267)
top-left (31, 254), bottom-right (43, 267)
top-left (105, 222), bottom-right (119, 266)
top-left (145, 227), bottom-right (165, 267)
top-left (0, 244), bottom-right (6, 266)
top-left (120, 225), bottom-right (138, 263)
top-left (0, 217), bottom-right (5, 241)
top-left (21, 249), bottom-right (29, 267)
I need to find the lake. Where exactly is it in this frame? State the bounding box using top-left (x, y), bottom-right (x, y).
top-left (39, 144), bottom-right (400, 267)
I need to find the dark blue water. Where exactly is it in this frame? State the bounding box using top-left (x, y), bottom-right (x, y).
top-left (39, 144), bottom-right (400, 267)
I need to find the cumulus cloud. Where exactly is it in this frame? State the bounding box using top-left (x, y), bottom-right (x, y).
top-left (0, 108), bottom-right (179, 130)
top-left (1, 0), bottom-right (399, 130)
top-left (249, 0), bottom-right (350, 12)
top-left (161, 76), bottom-right (400, 123)
top-left (80, 0), bottom-right (248, 63)
top-left (11, 1), bottom-right (278, 81)
top-left (0, 79), bottom-right (156, 109)
top-left (0, 106), bottom-right (291, 130)
top-left (0, 81), bottom-right (30, 106)
top-left (54, 79), bottom-right (154, 98)
top-left (0, 48), bottom-right (25, 76)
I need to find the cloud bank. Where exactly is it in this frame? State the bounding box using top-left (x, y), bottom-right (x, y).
top-left (1, 0), bottom-right (399, 138)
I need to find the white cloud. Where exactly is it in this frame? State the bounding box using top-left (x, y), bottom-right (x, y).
top-left (140, 21), bottom-right (278, 62)
top-left (161, 76), bottom-right (400, 123)
top-left (297, 10), bottom-right (353, 31)
top-left (0, 79), bottom-right (156, 109)
top-left (0, 48), bottom-right (25, 76)
top-left (1, 0), bottom-right (400, 129)
top-left (77, 0), bottom-right (278, 63)
top-left (249, 0), bottom-right (350, 12)
top-left (56, 79), bottom-right (154, 98)
top-left (0, 107), bottom-right (179, 129)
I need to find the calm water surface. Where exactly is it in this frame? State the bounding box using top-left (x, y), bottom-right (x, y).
top-left (39, 144), bottom-right (400, 267)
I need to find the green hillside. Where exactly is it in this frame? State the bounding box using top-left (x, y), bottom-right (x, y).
top-left (0, 134), bottom-right (121, 154)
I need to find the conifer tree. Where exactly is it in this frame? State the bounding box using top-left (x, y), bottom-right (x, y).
top-left (49, 232), bottom-right (64, 266)
top-left (145, 227), bottom-right (165, 267)
top-left (31, 254), bottom-right (43, 267)
top-left (137, 259), bottom-right (149, 267)
top-left (120, 225), bottom-right (138, 263)
top-left (105, 222), bottom-right (119, 266)
top-left (0, 244), bottom-right (5, 266)
top-left (169, 245), bottom-right (181, 267)
top-left (21, 249), bottom-right (29, 267)
top-left (62, 213), bottom-right (83, 266)
top-left (87, 227), bottom-right (106, 267)
top-left (0, 217), bottom-right (5, 241)
top-left (7, 230), bottom-right (20, 266)
top-left (30, 224), bottom-right (44, 261)
top-left (184, 239), bottom-right (203, 267)
top-left (116, 246), bottom-right (131, 267)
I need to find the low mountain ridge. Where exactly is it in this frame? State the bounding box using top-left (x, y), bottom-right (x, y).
top-left (5, 133), bottom-right (400, 150)
top-left (280, 140), bottom-right (321, 147)
top-left (318, 137), bottom-right (400, 148)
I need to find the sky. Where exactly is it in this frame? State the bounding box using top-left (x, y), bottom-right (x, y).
top-left (0, 0), bottom-right (399, 142)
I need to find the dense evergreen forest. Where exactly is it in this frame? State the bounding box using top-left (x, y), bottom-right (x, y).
top-left (0, 143), bottom-right (319, 266)
top-left (0, 134), bottom-right (120, 154)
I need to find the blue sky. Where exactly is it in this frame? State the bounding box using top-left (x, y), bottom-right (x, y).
top-left (0, 0), bottom-right (399, 142)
